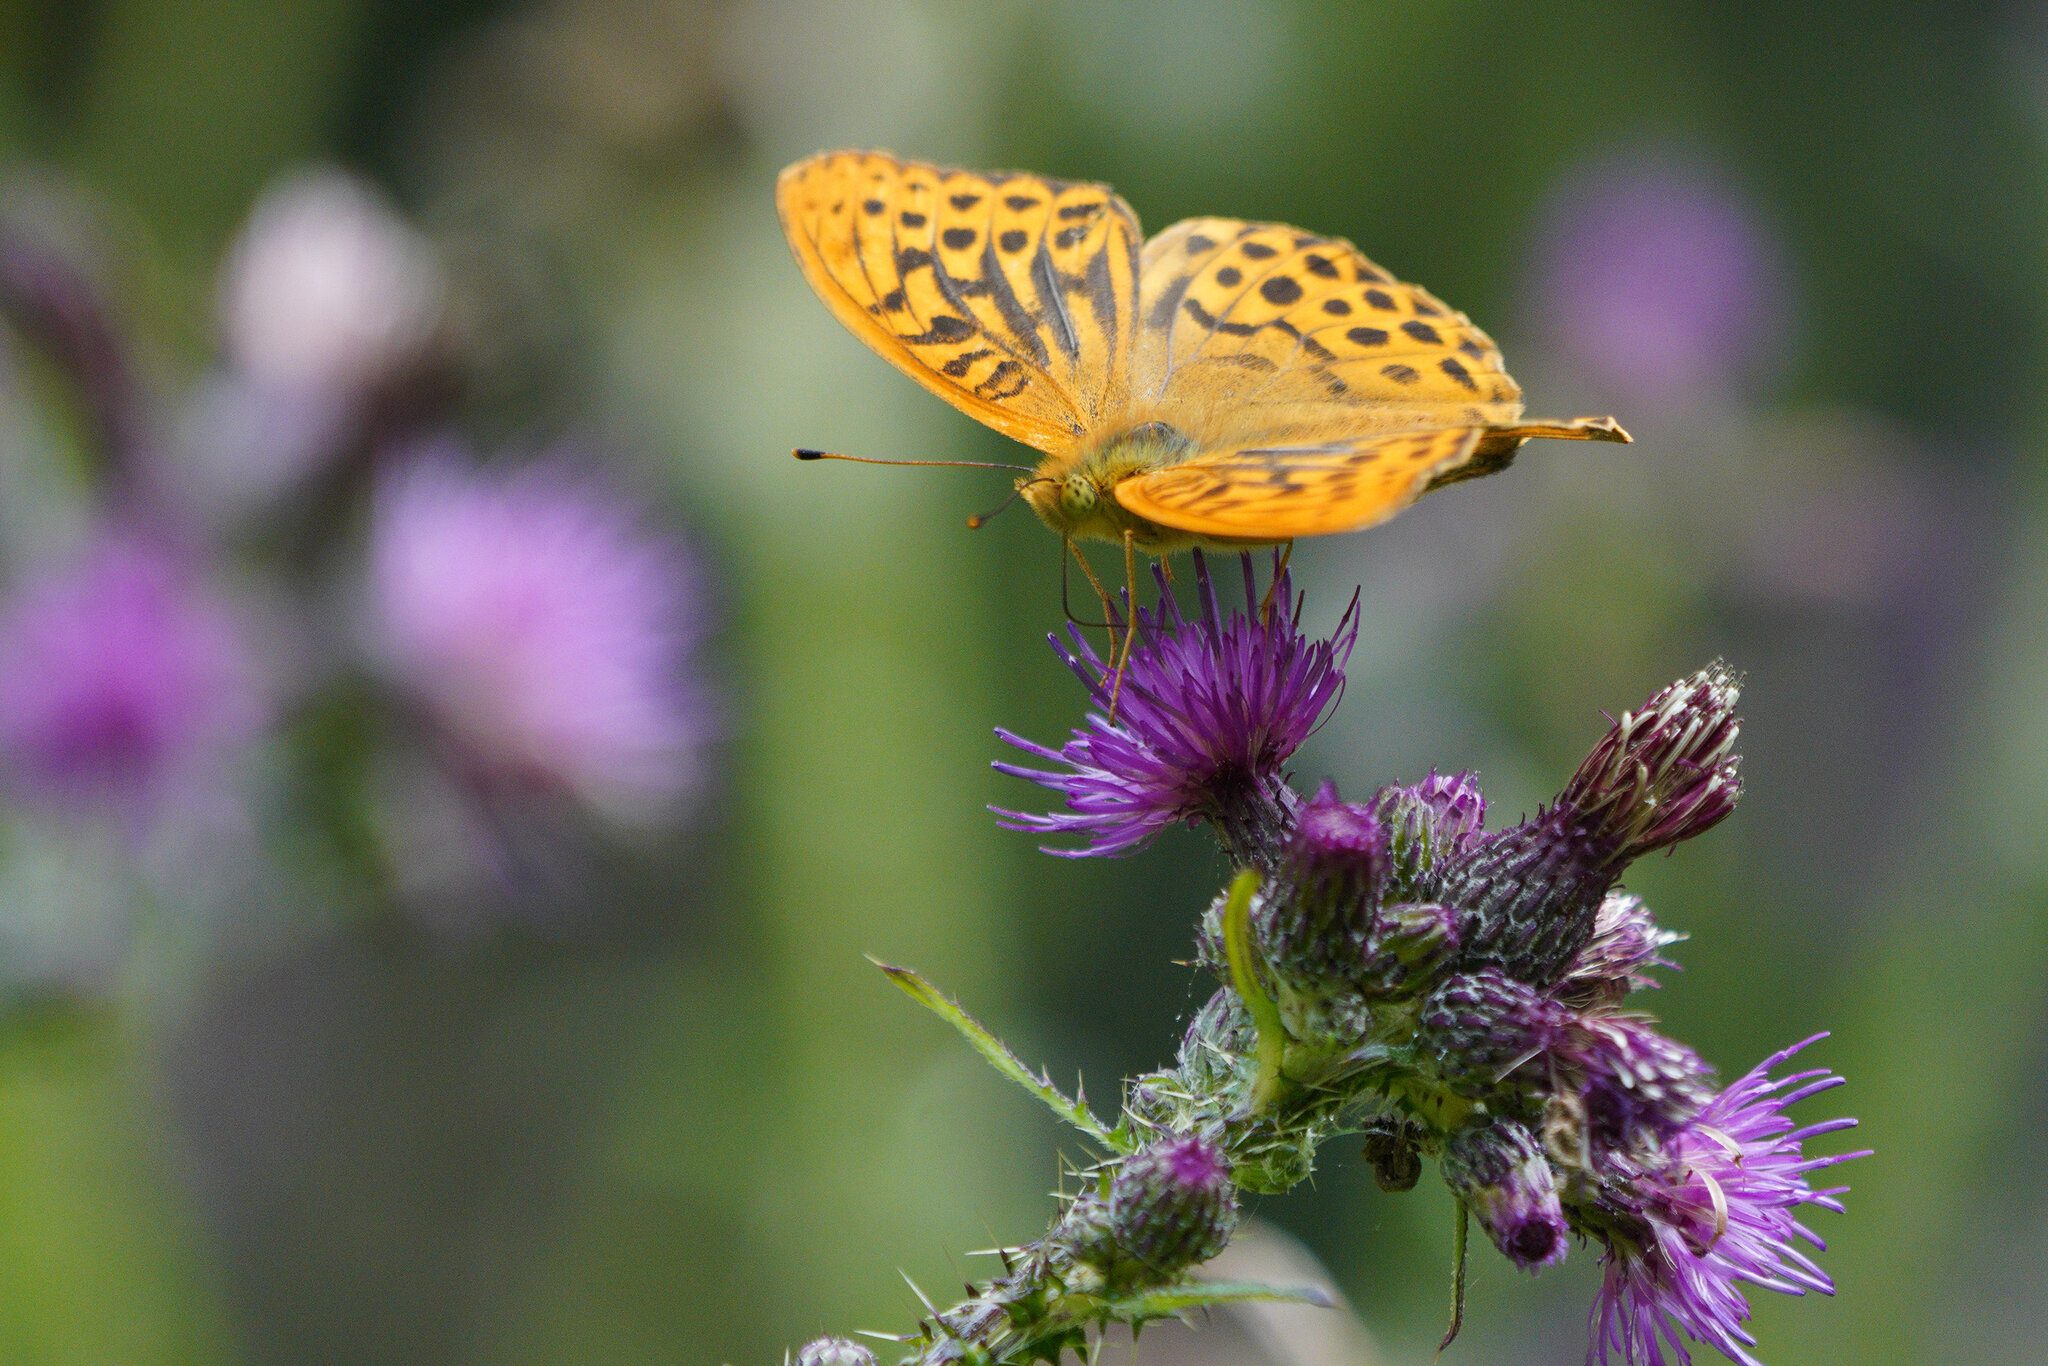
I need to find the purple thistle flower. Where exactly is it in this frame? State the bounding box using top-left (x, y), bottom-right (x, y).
top-left (1558, 892), bottom-right (1685, 1009)
top-left (1559, 1013), bottom-right (1716, 1151)
top-left (1588, 1036), bottom-right (1869, 1366)
top-left (0, 528), bottom-right (263, 820)
top-left (1529, 148), bottom-right (1792, 410)
top-left (1452, 665), bottom-right (1740, 983)
top-left (366, 448), bottom-right (708, 819)
top-left (1560, 664), bottom-right (1743, 868)
top-left (220, 169), bottom-right (443, 403)
top-left (993, 552), bottom-right (1356, 864)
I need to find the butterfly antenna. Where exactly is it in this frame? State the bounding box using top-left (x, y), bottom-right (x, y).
top-left (966, 477), bottom-right (1051, 530)
top-left (793, 448), bottom-right (1036, 473)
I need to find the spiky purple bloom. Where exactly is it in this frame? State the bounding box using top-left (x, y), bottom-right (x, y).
top-left (1452, 665), bottom-right (1741, 983)
top-left (0, 528), bottom-right (262, 818)
top-left (1559, 1014), bottom-right (1716, 1151)
top-left (1445, 1117), bottom-right (1570, 1271)
top-left (366, 449), bottom-right (707, 818)
top-left (1560, 664), bottom-right (1742, 867)
top-left (1588, 1036), bottom-right (1868, 1366)
top-left (994, 552), bottom-right (1356, 863)
top-left (1559, 893), bottom-right (1685, 1009)
top-left (1529, 148), bottom-right (1791, 408)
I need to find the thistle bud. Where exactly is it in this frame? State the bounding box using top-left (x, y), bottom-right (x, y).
top-left (1256, 783), bottom-right (1388, 991)
top-left (1418, 967), bottom-right (1561, 1096)
top-left (1557, 663), bottom-right (1742, 867)
top-left (1372, 770), bottom-right (1485, 896)
top-left (1070, 1134), bottom-right (1239, 1287)
top-left (1555, 891), bottom-right (1682, 1009)
top-left (794, 1337), bottom-right (878, 1366)
top-left (1441, 812), bottom-right (1608, 985)
top-left (1354, 900), bottom-right (1459, 998)
top-left (1442, 1118), bottom-right (1569, 1271)
top-left (1360, 1115), bottom-right (1426, 1192)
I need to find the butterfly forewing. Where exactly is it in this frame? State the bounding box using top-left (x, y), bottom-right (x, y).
top-left (777, 151), bottom-right (1141, 454)
top-left (1113, 428), bottom-right (1487, 541)
top-left (1134, 217), bottom-right (1525, 439)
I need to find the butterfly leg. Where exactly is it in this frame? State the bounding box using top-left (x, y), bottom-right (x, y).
top-left (1259, 540), bottom-right (1295, 624)
top-left (1106, 530), bottom-right (1142, 722)
top-left (1066, 539), bottom-right (1125, 669)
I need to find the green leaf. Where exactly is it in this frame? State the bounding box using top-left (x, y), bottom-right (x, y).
top-left (871, 959), bottom-right (1125, 1152)
top-left (1107, 1279), bottom-right (1335, 1319)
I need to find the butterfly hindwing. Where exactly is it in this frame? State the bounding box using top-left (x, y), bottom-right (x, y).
top-left (777, 150), bottom-right (1141, 454)
top-left (1112, 427), bottom-right (1487, 541)
top-left (1134, 218), bottom-right (1525, 437)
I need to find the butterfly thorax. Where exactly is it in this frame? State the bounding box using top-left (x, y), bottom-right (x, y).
top-left (1025, 421), bottom-right (1225, 550)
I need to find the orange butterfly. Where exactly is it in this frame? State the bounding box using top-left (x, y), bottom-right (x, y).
top-left (779, 149), bottom-right (1627, 616)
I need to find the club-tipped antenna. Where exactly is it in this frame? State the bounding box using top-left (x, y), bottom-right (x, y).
top-left (793, 448), bottom-right (1035, 473)
top-left (966, 477), bottom-right (1050, 530)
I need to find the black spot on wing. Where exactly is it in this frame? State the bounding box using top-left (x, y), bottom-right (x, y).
top-left (1004, 194), bottom-right (1040, 211)
top-left (1401, 320), bottom-right (1442, 344)
top-left (1439, 357), bottom-right (1479, 391)
top-left (941, 347), bottom-right (994, 378)
top-left (906, 315), bottom-right (975, 345)
top-left (1347, 326), bottom-right (1388, 346)
top-left (942, 227), bottom-right (977, 250)
top-left (949, 192), bottom-right (982, 210)
top-left (1215, 265), bottom-right (1242, 287)
top-left (999, 229), bottom-right (1028, 252)
top-left (974, 359), bottom-right (1029, 399)
top-left (1260, 275), bottom-right (1304, 305)
top-left (1241, 241), bottom-right (1278, 260)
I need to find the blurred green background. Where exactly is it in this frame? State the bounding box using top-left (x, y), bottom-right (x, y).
top-left (0, 1), bottom-right (2043, 1362)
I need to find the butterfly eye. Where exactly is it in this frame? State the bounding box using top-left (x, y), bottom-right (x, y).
top-left (1060, 477), bottom-right (1099, 518)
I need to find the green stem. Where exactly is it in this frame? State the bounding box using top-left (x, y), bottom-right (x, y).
top-left (1219, 868), bottom-right (1288, 1112)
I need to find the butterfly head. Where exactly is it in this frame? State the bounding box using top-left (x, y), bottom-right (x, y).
top-left (1025, 421), bottom-right (1197, 547)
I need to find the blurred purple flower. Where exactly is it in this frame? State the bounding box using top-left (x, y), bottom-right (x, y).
top-left (1589, 1036), bottom-right (1868, 1366)
top-left (367, 450), bottom-right (708, 819)
top-left (994, 553), bottom-right (1356, 865)
top-left (1529, 149), bottom-right (1792, 407)
top-left (0, 529), bottom-right (263, 818)
top-left (220, 168), bottom-right (443, 402)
